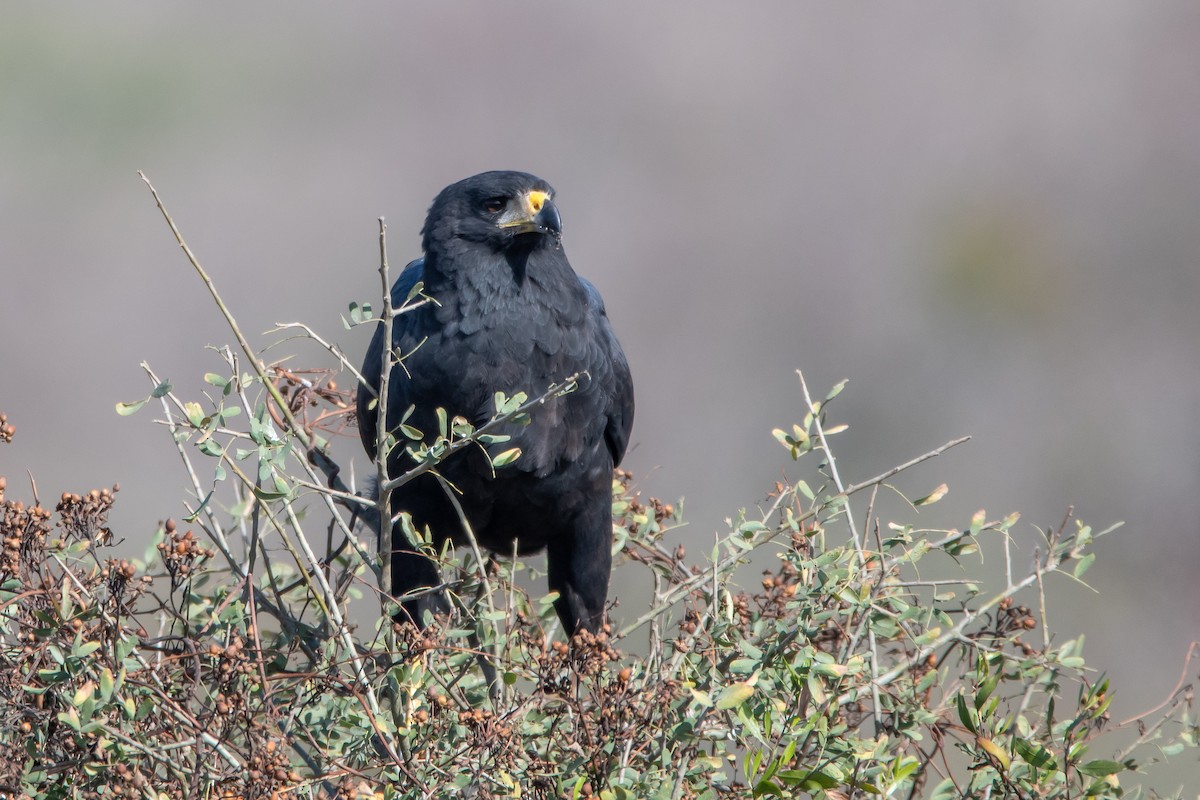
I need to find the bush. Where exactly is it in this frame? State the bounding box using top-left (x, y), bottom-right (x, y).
top-left (0, 183), bottom-right (1194, 799)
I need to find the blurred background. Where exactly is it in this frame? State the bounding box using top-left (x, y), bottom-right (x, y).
top-left (2, 3), bottom-right (1198, 789)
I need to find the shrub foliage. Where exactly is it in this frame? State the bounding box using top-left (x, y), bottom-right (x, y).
top-left (1, 363), bottom-right (1196, 799)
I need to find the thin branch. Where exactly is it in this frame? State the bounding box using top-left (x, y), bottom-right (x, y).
top-left (1117, 641), bottom-right (1198, 728)
top-left (842, 436), bottom-right (972, 497)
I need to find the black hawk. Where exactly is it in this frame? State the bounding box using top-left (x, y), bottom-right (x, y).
top-left (357, 171), bottom-right (634, 634)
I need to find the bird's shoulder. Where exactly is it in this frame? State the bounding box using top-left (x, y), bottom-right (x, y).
top-left (578, 276), bottom-right (609, 317)
top-left (389, 256), bottom-right (427, 307)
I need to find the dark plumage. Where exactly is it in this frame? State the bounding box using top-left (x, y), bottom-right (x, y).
top-left (357, 171), bottom-right (634, 634)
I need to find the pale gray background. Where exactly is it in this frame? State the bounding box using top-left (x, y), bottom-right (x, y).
top-left (2, 4), bottom-right (1198, 790)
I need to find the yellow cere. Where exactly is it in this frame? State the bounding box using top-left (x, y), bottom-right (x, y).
top-left (526, 190), bottom-right (549, 214)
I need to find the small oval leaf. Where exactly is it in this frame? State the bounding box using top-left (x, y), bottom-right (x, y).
top-left (115, 399), bottom-right (148, 416)
top-left (715, 682), bottom-right (755, 710)
top-left (491, 447), bottom-right (522, 468)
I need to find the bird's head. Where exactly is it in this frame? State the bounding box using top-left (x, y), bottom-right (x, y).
top-left (421, 171), bottom-right (563, 258)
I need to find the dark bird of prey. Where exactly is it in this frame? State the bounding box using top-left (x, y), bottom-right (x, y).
top-left (357, 171), bottom-right (634, 634)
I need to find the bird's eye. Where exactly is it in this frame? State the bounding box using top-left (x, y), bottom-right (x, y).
top-left (482, 197), bottom-right (506, 214)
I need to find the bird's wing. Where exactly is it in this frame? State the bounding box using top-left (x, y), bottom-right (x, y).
top-left (580, 277), bottom-right (635, 467)
top-left (356, 256), bottom-right (426, 461)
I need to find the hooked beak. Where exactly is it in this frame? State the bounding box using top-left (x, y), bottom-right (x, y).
top-left (498, 190), bottom-right (562, 238)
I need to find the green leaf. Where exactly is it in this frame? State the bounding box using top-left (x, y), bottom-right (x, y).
top-left (151, 380), bottom-right (172, 398)
top-left (184, 488), bottom-right (216, 522)
top-left (892, 756), bottom-right (920, 782)
top-left (1161, 741), bottom-right (1186, 756)
top-left (58, 708), bottom-right (82, 732)
top-left (975, 672), bottom-right (1000, 711)
top-left (254, 481), bottom-right (291, 501)
top-left (777, 769), bottom-right (838, 790)
top-left (476, 433), bottom-right (511, 445)
top-left (72, 681), bottom-right (96, 707)
top-left (812, 662), bottom-right (848, 678)
top-left (914, 483), bottom-right (949, 506)
top-left (403, 280), bottom-right (425, 303)
top-left (957, 693), bottom-right (977, 734)
top-left (115, 398), bottom-right (148, 416)
top-left (1013, 737), bottom-right (1055, 769)
top-left (491, 448), bottom-right (522, 468)
top-left (348, 300), bottom-right (374, 325)
top-left (914, 626), bottom-right (942, 645)
top-left (185, 402), bottom-right (206, 427)
top-left (824, 379), bottom-right (847, 402)
top-left (73, 640), bottom-right (102, 658)
top-left (1077, 759), bottom-right (1124, 777)
top-left (1073, 552), bottom-right (1095, 579)
top-left (975, 736), bottom-right (1010, 770)
top-left (751, 779), bottom-right (782, 797)
top-left (916, 668), bottom-right (939, 694)
top-left (715, 682), bottom-right (756, 710)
